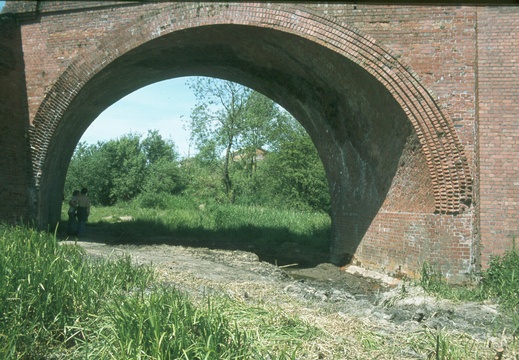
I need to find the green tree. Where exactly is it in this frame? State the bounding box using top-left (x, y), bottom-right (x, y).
top-left (187, 77), bottom-right (299, 203)
top-left (140, 130), bottom-right (184, 195)
top-left (141, 129), bottom-right (177, 164)
top-left (188, 78), bottom-right (252, 201)
top-left (65, 141), bottom-right (112, 206)
top-left (235, 91), bottom-right (294, 175)
top-left (257, 130), bottom-right (330, 213)
top-left (180, 155), bottom-right (227, 204)
top-left (65, 131), bottom-right (182, 206)
top-left (101, 133), bottom-right (147, 203)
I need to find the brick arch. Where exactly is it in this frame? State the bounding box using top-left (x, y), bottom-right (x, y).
top-left (31, 3), bottom-right (471, 227)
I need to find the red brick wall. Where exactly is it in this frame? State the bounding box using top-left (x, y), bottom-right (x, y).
top-left (358, 212), bottom-right (473, 279)
top-left (0, 14), bottom-right (33, 224)
top-left (477, 7), bottom-right (519, 266)
top-left (311, 4), bottom-right (479, 276)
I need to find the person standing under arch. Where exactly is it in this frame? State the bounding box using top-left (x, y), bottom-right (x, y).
top-left (67, 189), bottom-right (80, 236)
top-left (77, 187), bottom-right (91, 237)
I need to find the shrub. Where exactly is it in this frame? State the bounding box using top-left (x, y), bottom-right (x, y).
top-left (135, 191), bottom-right (171, 209)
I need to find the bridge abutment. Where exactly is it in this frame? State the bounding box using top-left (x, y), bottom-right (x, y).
top-left (0, 14), bottom-right (36, 226)
top-left (1, 1), bottom-right (518, 280)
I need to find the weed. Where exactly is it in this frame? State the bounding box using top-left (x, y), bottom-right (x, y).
top-left (81, 200), bottom-right (331, 257)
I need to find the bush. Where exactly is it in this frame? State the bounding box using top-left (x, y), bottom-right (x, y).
top-left (90, 288), bottom-right (253, 359)
top-left (135, 191), bottom-right (172, 209)
top-left (0, 223), bottom-right (260, 359)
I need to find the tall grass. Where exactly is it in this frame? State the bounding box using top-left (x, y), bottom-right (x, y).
top-left (480, 241), bottom-right (519, 311)
top-left (0, 224), bottom-right (155, 358)
top-left (3, 223), bottom-right (301, 359)
top-left (419, 242), bottom-right (519, 309)
top-left (81, 288), bottom-right (255, 359)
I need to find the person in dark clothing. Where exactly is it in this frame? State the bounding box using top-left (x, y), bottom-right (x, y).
top-left (76, 187), bottom-right (91, 237)
top-left (67, 190), bottom-right (80, 236)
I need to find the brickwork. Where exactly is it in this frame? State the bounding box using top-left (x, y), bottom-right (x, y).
top-left (477, 7), bottom-right (519, 266)
top-left (0, 14), bottom-right (33, 223)
top-left (316, 5), bottom-right (477, 158)
top-left (359, 211), bottom-right (474, 278)
top-left (0, 1), bottom-right (518, 278)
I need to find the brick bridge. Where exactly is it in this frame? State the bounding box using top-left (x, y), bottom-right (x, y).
top-left (1, 1), bottom-right (518, 280)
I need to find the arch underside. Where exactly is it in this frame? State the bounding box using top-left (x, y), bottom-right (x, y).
top-left (30, 3), bottom-right (471, 239)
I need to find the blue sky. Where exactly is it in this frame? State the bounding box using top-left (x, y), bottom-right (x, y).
top-left (82, 78), bottom-right (196, 158)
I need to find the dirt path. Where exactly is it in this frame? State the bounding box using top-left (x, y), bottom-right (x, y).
top-left (63, 237), bottom-right (517, 359)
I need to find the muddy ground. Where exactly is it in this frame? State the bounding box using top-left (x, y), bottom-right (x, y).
top-left (62, 230), bottom-right (517, 359)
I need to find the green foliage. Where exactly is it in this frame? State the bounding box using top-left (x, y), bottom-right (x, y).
top-left (84, 201), bottom-right (331, 259)
top-left (142, 157), bottom-right (185, 195)
top-left (0, 223), bottom-right (320, 359)
top-left (181, 155), bottom-right (229, 204)
top-left (65, 141), bottom-right (113, 205)
top-left (66, 78), bottom-right (330, 215)
top-left (134, 191), bottom-right (172, 210)
top-left (183, 77), bottom-right (329, 212)
top-left (237, 91), bottom-right (295, 162)
top-left (419, 262), bottom-right (451, 295)
top-left (86, 288), bottom-right (253, 359)
top-left (188, 78), bottom-right (252, 200)
top-left (65, 131), bottom-right (182, 206)
top-left (412, 255), bottom-right (519, 359)
top-left (419, 262), bottom-right (486, 303)
top-left (188, 78), bottom-right (252, 153)
top-left (418, 328), bottom-right (486, 360)
top-left (104, 133), bottom-right (147, 203)
top-left (185, 77), bottom-right (326, 207)
top-left (141, 129), bottom-right (177, 164)
top-left (257, 130), bottom-right (330, 213)
top-left (0, 223), bottom-right (154, 358)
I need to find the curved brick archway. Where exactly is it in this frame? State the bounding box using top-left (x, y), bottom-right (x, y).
top-left (29, 3), bottom-right (471, 269)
